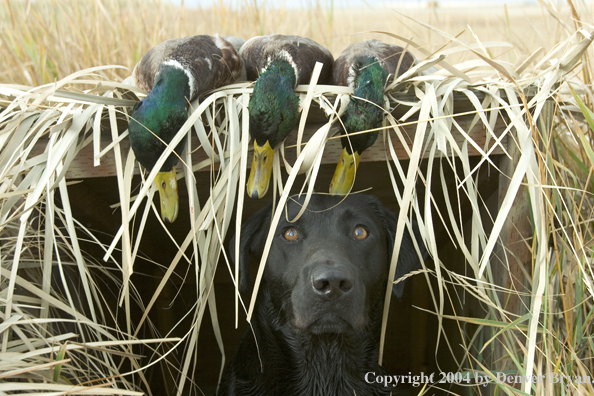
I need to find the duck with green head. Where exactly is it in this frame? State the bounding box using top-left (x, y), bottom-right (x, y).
top-left (127, 34), bottom-right (245, 222)
top-left (329, 40), bottom-right (416, 195)
top-left (240, 34), bottom-right (334, 199)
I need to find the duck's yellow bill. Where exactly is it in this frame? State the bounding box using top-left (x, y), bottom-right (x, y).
top-left (329, 148), bottom-right (361, 195)
top-left (154, 167), bottom-right (179, 223)
top-left (247, 140), bottom-right (274, 199)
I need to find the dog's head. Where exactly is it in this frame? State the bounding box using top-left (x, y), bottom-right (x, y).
top-left (230, 194), bottom-right (426, 334)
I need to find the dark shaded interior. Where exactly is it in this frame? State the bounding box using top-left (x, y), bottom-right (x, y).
top-left (61, 154), bottom-right (501, 396)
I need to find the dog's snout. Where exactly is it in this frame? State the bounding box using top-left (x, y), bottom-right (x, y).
top-left (311, 267), bottom-right (354, 299)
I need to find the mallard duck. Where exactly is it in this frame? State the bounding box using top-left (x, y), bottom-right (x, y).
top-left (329, 40), bottom-right (416, 195)
top-left (240, 34), bottom-right (334, 199)
top-left (127, 34), bottom-right (245, 222)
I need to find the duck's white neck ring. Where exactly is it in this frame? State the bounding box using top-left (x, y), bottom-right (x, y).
top-left (262, 50), bottom-right (299, 85)
top-left (161, 59), bottom-right (196, 99)
top-left (347, 63), bottom-right (358, 88)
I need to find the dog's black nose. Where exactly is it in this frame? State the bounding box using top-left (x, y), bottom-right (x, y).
top-left (311, 267), bottom-right (354, 299)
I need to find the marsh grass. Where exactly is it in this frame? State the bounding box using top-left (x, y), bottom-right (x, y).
top-left (0, 0), bottom-right (580, 84)
top-left (1, 1), bottom-right (594, 395)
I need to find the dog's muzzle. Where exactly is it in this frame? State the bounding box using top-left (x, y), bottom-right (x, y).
top-left (291, 253), bottom-right (367, 334)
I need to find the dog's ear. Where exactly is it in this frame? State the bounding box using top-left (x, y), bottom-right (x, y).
top-left (382, 207), bottom-right (428, 299)
top-left (229, 205), bottom-right (272, 294)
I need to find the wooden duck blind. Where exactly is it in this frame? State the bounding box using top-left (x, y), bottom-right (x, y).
top-left (0, 25), bottom-right (590, 394)
top-left (26, 85), bottom-right (530, 180)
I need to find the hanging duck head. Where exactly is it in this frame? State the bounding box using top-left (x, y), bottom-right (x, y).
top-left (129, 61), bottom-right (191, 223)
top-left (240, 34), bottom-right (334, 199)
top-left (329, 40), bottom-right (416, 195)
top-left (247, 59), bottom-right (300, 199)
top-left (125, 34), bottom-right (245, 222)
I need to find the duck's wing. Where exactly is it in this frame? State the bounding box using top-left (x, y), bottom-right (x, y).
top-left (129, 34), bottom-right (245, 98)
top-left (240, 34), bottom-right (334, 85)
top-left (332, 40), bottom-right (417, 86)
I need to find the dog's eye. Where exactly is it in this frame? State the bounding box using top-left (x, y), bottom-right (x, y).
top-left (353, 226), bottom-right (368, 240)
top-left (283, 227), bottom-right (298, 241)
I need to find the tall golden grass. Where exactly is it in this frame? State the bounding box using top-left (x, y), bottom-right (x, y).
top-left (1, 1), bottom-right (594, 396)
top-left (0, 0), bottom-right (580, 85)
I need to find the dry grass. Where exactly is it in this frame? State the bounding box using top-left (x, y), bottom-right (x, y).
top-left (2, 1), bottom-right (594, 396)
top-left (0, 0), bottom-right (584, 84)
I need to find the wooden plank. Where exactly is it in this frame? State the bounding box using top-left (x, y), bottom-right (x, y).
top-left (24, 87), bottom-right (529, 180)
top-left (43, 113), bottom-right (505, 179)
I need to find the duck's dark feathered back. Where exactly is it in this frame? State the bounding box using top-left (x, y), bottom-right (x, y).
top-left (130, 34), bottom-right (245, 99)
top-left (240, 34), bottom-right (334, 85)
top-left (332, 39), bottom-right (416, 87)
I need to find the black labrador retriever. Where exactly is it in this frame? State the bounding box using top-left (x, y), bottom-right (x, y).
top-left (218, 194), bottom-right (426, 396)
